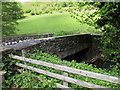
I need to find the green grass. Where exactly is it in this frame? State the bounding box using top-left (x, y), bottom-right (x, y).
top-left (16, 12), bottom-right (100, 36)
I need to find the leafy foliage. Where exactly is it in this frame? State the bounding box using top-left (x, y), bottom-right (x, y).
top-left (2, 2), bottom-right (23, 37)
top-left (70, 2), bottom-right (120, 65)
top-left (92, 2), bottom-right (120, 65)
top-left (2, 50), bottom-right (119, 88)
top-left (21, 2), bottom-right (81, 15)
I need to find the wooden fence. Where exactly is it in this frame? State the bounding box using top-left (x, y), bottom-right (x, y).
top-left (9, 54), bottom-right (120, 89)
top-left (0, 71), bottom-right (6, 89)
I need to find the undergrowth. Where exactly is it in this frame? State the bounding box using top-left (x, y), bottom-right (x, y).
top-left (2, 50), bottom-right (120, 88)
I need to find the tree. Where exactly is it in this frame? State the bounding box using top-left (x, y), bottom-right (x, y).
top-left (71, 2), bottom-right (120, 66)
top-left (93, 2), bottom-right (120, 65)
top-left (2, 2), bottom-right (23, 37)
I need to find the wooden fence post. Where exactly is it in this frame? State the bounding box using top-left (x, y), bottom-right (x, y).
top-left (0, 71), bottom-right (6, 89)
top-left (21, 49), bottom-right (26, 65)
top-left (21, 49), bottom-right (26, 58)
top-left (63, 65), bottom-right (68, 86)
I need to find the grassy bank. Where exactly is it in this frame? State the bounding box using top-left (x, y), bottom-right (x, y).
top-left (16, 13), bottom-right (100, 36)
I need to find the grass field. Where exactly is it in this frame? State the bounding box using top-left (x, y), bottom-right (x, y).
top-left (16, 13), bottom-right (100, 36)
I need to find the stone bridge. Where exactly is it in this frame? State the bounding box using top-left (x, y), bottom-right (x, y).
top-left (1, 34), bottom-right (101, 61)
top-left (1, 33), bottom-right (54, 46)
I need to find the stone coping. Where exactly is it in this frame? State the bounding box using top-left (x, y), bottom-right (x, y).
top-left (0, 34), bottom-right (101, 56)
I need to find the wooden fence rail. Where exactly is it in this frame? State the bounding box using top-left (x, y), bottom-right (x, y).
top-left (17, 69), bottom-right (74, 89)
top-left (10, 55), bottom-right (120, 89)
top-left (17, 69), bottom-right (74, 90)
top-left (16, 63), bottom-right (107, 88)
top-left (10, 55), bottom-right (120, 84)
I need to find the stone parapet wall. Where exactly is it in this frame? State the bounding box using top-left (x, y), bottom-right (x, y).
top-left (1, 33), bottom-right (54, 46)
top-left (1, 34), bottom-right (102, 61)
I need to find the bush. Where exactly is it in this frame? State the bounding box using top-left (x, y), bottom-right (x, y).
top-left (49, 11), bottom-right (53, 14)
top-left (39, 11), bottom-right (42, 14)
top-left (59, 10), bottom-right (63, 13)
top-left (44, 10), bottom-right (49, 14)
top-left (36, 12), bottom-right (39, 15)
top-left (30, 12), bottom-right (35, 15)
top-left (25, 9), bottom-right (31, 13)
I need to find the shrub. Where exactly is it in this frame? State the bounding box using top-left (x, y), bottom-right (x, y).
top-left (36, 13), bottom-right (39, 15)
top-left (30, 12), bottom-right (35, 15)
top-left (49, 11), bottom-right (53, 14)
top-left (59, 10), bottom-right (63, 13)
top-left (39, 11), bottom-right (42, 14)
top-left (25, 9), bottom-right (31, 13)
top-left (44, 10), bottom-right (49, 14)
